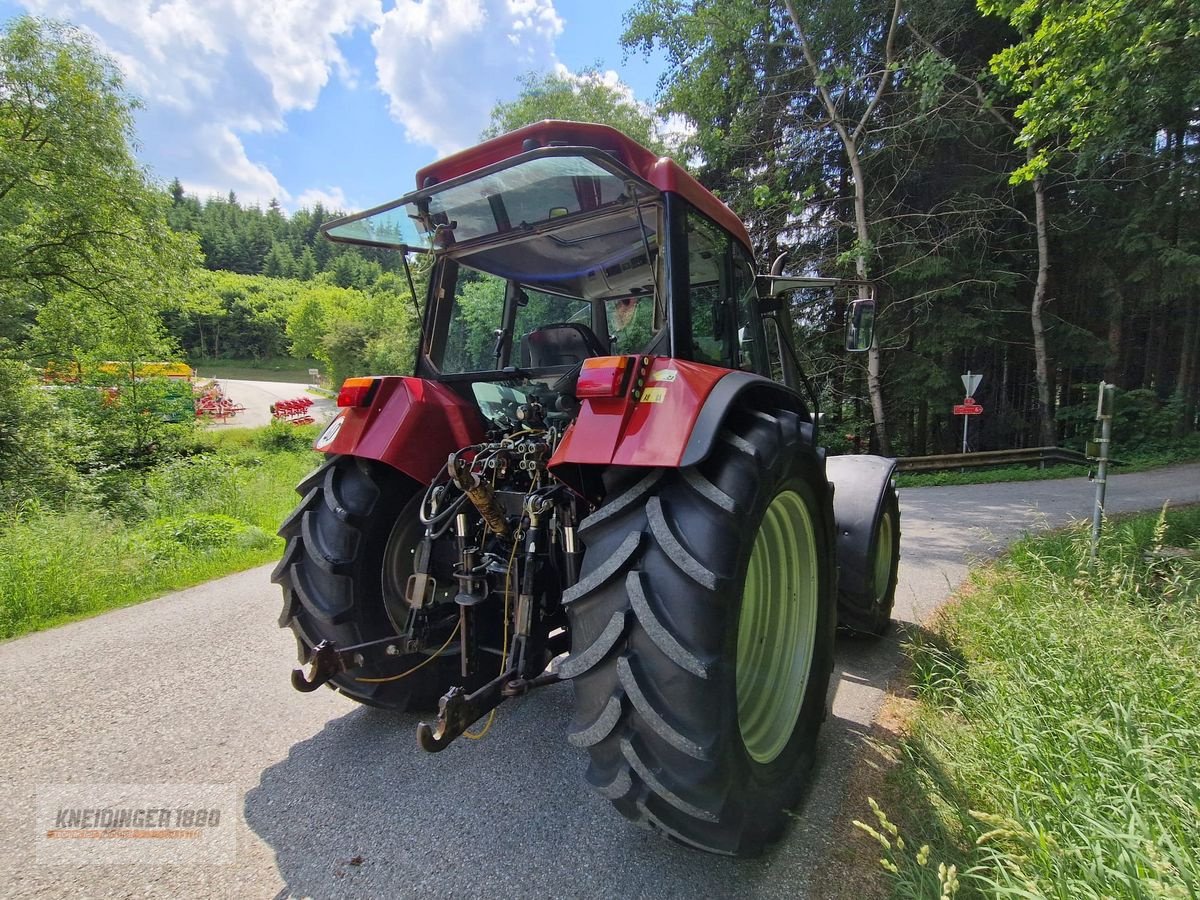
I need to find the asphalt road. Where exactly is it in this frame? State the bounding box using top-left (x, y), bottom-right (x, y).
top-left (3, 463), bottom-right (1198, 899)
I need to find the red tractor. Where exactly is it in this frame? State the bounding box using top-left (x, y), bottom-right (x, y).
top-left (274, 121), bottom-right (900, 856)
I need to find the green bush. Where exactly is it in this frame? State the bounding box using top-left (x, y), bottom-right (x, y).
top-left (0, 435), bottom-right (319, 639)
top-left (256, 420), bottom-right (320, 452)
top-left (0, 361), bottom-right (89, 506)
top-left (1058, 386), bottom-right (1188, 454)
top-left (141, 513), bottom-right (271, 556)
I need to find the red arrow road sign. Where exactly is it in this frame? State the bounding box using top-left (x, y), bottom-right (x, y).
top-left (954, 403), bottom-right (984, 415)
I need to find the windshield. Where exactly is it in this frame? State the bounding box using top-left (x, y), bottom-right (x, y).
top-left (430, 261), bottom-right (659, 375)
top-left (323, 154), bottom-right (654, 252)
top-left (425, 199), bottom-right (664, 375)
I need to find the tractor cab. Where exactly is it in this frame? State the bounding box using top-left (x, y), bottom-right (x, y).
top-left (322, 121), bottom-right (778, 390)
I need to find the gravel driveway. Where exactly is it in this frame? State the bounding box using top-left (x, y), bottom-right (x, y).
top-left (2, 463), bottom-right (1198, 899)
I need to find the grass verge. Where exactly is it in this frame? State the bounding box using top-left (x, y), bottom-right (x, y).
top-left (0, 424), bottom-right (320, 640)
top-left (857, 505), bottom-right (1200, 897)
top-left (190, 356), bottom-right (320, 383)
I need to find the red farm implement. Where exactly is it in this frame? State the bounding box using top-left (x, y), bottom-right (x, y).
top-left (271, 397), bottom-right (315, 426)
top-left (193, 381), bottom-right (245, 422)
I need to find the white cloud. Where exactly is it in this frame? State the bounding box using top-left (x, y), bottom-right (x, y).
top-left (16, 0), bottom-right (382, 204)
top-left (181, 124), bottom-right (288, 202)
top-left (12, 0), bottom-right (575, 207)
top-left (655, 112), bottom-right (697, 152)
top-left (372, 0), bottom-right (563, 154)
top-left (551, 62), bottom-right (638, 107)
top-left (294, 186), bottom-right (350, 212)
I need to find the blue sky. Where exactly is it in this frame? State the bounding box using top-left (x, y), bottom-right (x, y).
top-left (0, 0), bottom-right (668, 212)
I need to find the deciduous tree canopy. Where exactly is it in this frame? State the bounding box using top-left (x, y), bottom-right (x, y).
top-left (0, 16), bottom-right (195, 365)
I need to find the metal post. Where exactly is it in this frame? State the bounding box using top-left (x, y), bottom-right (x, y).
top-left (960, 369), bottom-right (972, 457)
top-left (1089, 382), bottom-right (1114, 564)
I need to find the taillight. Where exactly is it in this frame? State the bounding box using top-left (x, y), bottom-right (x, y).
top-left (337, 377), bottom-right (377, 407)
top-left (576, 356), bottom-right (632, 398)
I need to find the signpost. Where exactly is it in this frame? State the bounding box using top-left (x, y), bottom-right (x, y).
top-left (957, 371), bottom-right (984, 453)
top-left (1089, 381), bottom-right (1115, 565)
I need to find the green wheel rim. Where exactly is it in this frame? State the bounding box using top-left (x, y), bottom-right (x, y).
top-left (873, 511), bottom-right (894, 604)
top-left (736, 490), bottom-right (819, 764)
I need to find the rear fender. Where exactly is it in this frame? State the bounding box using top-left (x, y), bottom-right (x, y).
top-left (825, 455), bottom-right (897, 600)
top-left (313, 376), bottom-right (485, 485)
top-left (548, 361), bottom-right (812, 472)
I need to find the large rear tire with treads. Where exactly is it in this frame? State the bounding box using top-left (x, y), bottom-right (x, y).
top-left (271, 454), bottom-right (458, 710)
top-left (563, 407), bottom-right (837, 856)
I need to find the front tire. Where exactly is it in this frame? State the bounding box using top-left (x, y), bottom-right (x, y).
top-left (564, 408), bottom-right (836, 855)
top-left (271, 455), bottom-right (458, 710)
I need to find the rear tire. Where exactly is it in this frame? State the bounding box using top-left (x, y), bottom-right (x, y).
top-left (272, 455), bottom-right (458, 711)
top-left (564, 408), bottom-right (836, 855)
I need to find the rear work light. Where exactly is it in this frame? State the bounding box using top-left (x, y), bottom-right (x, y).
top-left (576, 356), bottom-right (633, 399)
top-left (337, 377), bottom-right (378, 407)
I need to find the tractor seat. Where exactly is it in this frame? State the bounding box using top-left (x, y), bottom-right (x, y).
top-left (520, 323), bottom-right (607, 367)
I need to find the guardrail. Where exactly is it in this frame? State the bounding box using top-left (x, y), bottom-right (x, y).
top-left (895, 446), bottom-right (1092, 474)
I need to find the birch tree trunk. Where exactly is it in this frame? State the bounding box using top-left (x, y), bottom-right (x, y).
top-left (1030, 152), bottom-right (1055, 447)
top-left (783, 0), bottom-right (900, 457)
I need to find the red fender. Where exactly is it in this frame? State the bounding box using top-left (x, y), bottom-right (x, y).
top-left (313, 377), bottom-right (484, 485)
top-left (550, 357), bottom-right (728, 469)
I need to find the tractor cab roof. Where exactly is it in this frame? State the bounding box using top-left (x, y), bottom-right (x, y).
top-left (322, 120), bottom-right (752, 255)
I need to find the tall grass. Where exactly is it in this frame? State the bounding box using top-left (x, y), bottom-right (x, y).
top-left (868, 505), bottom-right (1200, 898)
top-left (0, 430), bottom-right (319, 639)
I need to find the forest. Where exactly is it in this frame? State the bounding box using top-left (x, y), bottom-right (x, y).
top-left (1, 0), bottom-right (1198, 512)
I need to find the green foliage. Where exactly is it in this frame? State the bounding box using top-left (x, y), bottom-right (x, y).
top-left (896, 462), bottom-right (1085, 488)
top-left (980, 0), bottom-right (1200, 180)
top-left (165, 268), bottom-right (419, 384)
top-left (256, 421), bottom-right (321, 453)
top-left (0, 360), bottom-right (87, 505)
top-left (0, 16), bottom-right (197, 359)
top-left (143, 513), bottom-right (270, 557)
top-left (0, 436), bottom-right (319, 638)
top-left (483, 67), bottom-right (664, 152)
top-left (1057, 387), bottom-right (1186, 454)
top-left (878, 505), bottom-right (1200, 897)
top-left (51, 375), bottom-right (197, 483)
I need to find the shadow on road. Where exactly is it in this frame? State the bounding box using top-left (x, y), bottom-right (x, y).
top-left (244, 628), bottom-right (908, 899)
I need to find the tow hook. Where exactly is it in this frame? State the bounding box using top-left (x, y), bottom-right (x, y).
top-left (289, 634), bottom-right (423, 692)
top-left (290, 640), bottom-right (343, 692)
top-left (416, 670), bottom-right (562, 752)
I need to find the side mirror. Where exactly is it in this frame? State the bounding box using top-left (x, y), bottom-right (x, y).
top-left (846, 298), bottom-right (875, 352)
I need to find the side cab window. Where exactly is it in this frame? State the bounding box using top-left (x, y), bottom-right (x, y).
top-left (685, 209), bottom-right (769, 375)
top-left (731, 244), bottom-right (768, 375)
